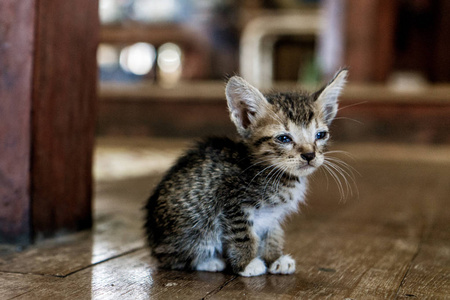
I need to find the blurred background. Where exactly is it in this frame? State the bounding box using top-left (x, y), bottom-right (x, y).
top-left (96, 0), bottom-right (450, 154)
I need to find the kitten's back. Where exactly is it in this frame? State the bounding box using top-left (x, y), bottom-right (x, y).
top-left (144, 137), bottom-right (252, 266)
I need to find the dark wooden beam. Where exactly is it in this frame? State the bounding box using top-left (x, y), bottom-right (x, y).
top-left (0, 0), bottom-right (98, 244)
top-left (0, 0), bottom-right (35, 245)
top-left (31, 0), bottom-right (98, 239)
top-left (344, 0), bottom-right (396, 82)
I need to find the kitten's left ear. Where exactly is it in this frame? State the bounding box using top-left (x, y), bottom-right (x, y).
top-left (314, 69), bottom-right (348, 125)
top-left (225, 76), bottom-right (269, 137)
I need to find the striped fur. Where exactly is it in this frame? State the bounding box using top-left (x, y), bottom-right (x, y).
top-left (145, 70), bottom-right (348, 276)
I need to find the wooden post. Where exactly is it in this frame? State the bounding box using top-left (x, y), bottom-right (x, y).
top-left (0, 0), bottom-right (98, 244)
top-left (344, 0), bottom-right (396, 82)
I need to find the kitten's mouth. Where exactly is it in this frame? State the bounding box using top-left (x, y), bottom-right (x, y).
top-left (297, 163), bottom-right (319, 175)
top-left (298, 164), bottom-right (315, 170)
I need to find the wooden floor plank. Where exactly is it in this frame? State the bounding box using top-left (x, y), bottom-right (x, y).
top-left (0, 272), bottom-right (59, 299)
top-left (396, 240), bottom-right (450, 300)
top-left (9, 249), bottom-right (234, 300)
top-left (396, 175), bottom-right (450, 299)
top-left (0, 140), bottom-right (449, 299)
top-left (0, 213), bottom-right (144, 277)
top-left (0, 175), bottom-right (158, 277)
top-left (208, 160), bottom-right (450, 299)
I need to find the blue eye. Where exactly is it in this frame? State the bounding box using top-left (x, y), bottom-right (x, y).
top-left (316, 131), bottom-right (328, 140)
top-left (276, 135), bottom-right (292, 144)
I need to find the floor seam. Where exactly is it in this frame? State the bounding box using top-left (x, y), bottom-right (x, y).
top-left (394, 221), bottom-right (430, 299)
top-left (60, 246), bottom-right (146, 278)
top-left (0, 246), bottom-right (145, 279)
top-left (201, 275), bottom-right (238, 300)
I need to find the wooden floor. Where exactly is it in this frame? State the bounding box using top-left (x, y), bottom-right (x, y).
top-left (1, 138), bottom-right (449, 299)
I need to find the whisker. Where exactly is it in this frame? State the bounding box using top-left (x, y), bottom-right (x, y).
top-left (317, 164), bottom-right (330, 190)
top-left (240, 157), bottom-right (276, 176)
top-left (322, 101), bottom-right (367, 122)
top-left (337, 101), bottom-right (367, 112)
top-left (324, 156), bottom-right (360, 177)
top-left (329, 160), bottom-right (359, 198)
top-left (263, 165), bottom-right (284, 194)
top-left (332, 117), bottom-right (364, 125)
top-left (325, 151), bottom-right (359, 174)
top-left (325, 150), bottom-right (355, 159)
top-left (247, 163), bottom-right (277, 187)
top-left (274, 165), bottom-right (289, 193)
top-left (322, 158), bottom-right (359, 201)
top-left (321, 163), bottom-right (345, 201)
top-left (324, 152), bottom-right (360, 180)
top-left (324, 161), bottom-right (352, 198)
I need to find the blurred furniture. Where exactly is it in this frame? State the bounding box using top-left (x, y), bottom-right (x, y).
top-left (240, 10), bottom-right (321, 88)
top-left (98, 80), bottom-right (450, 144)
top-left (0, 0), bottom-right (97, 245)
top-left (100, 24), bottom-right (212, 79)
top-left (344, 0), bottom-right (450, 83)
top-left (97, 0), bottom-right (450, 145)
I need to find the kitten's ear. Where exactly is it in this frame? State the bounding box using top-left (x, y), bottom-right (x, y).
top-left (314, 69), bottom-right (348, 125)
top-left (226, 76), bottom-right (268, 136)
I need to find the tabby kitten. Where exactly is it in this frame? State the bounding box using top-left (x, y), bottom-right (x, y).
top-left (145, 69), bottom-right (348, 277)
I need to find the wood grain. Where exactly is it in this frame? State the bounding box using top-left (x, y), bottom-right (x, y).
top-left (4, 249), bottom-right (236, 300)
top-left (31, 0), bottom-right (98, 237)
top-left (1, 141), bottom-right (449, 299)
top-left (0, 0), bottom-right (35, 244)
top-left (0, 175), bottom-right (157, 277)
top-left (196, 160), bottom-right (450, 299)
top-left (0, 0), bottom-right (98, 244)
top-left (396, 174), bottom-right (450, 299)
top-left (0, 272), bottom-right (58, 299)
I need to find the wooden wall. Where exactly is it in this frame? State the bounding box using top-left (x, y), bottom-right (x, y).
top-left (0, 0), bottom-right (98, 244)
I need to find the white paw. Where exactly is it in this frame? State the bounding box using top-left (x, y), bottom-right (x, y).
top-left (239, 257), bottom-right (267, 277)
top-left (195, 258), bottom-right (226, 272)
top-left (269, 255), bottom-right (296, 274)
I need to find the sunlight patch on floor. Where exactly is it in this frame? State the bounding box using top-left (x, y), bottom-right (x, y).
top-left (94, 138), bottom-right (188, 181)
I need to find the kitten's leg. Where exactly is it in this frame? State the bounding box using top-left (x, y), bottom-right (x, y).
top-left (260, 225), bottom-right (296, 275)
top-left (269, 255), bottom-right (296, 274)
top-left (195, 258), bottom-right (226, 272)
top-left (239, 257), bottom-right (266, 277)
top-left (223, 209), bottom-right (267, 277)
top-left (191, 226), bottom-right (226, 272)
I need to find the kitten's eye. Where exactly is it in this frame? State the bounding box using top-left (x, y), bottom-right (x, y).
top-left (276, 135), bottom-right (293, 144)
top-left (316, 131), bottom-right (328, 140)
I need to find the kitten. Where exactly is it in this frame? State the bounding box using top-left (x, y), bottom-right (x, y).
top-left (145, 69), bottom-right (348, 277)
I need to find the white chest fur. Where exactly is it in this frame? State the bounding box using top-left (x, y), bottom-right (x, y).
top-left (251, 179), bottom-right (307, 238)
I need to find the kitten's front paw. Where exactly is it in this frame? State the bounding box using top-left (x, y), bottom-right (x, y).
top-left (239, 257), bottom-right (267, 277)
top-left (269, 255), bottom-right (296, 274)
top-left (196, 258), bottom-right (226, 272)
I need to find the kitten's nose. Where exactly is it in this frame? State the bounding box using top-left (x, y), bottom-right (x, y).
top-left (301, 152), bottom-right (315, 162)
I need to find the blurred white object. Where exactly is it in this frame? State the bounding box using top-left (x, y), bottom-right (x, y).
top-left (131, 0), bottom-right (180, 23)
top-left (97, 44), bottom-right (120, 69)
top-left (99, 0), bottom-right (122, 24)
top-left (240, 11), bottom-right (322, 88)
top-left (318, 0), bottom-right (346, 79)
top-left (120, 43), bottom-right (156, 76)
top-left (157, 43), bottom-right (183, 88)
top-left (388, 71), bottom-right (428, 92)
